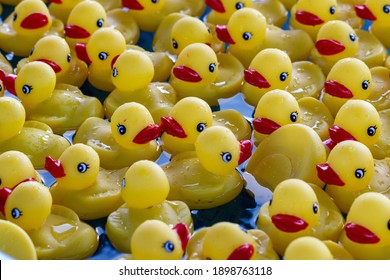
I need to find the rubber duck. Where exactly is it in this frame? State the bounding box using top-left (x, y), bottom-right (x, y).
top-left (257, 178), bottom-right (344, 256)
top-left (75, 27), bottom-right (127, 92)
top-left (323, 100), bottom-right (381, 151)
top-left (0, 220), bottom-right (37, 260)
top-left (370, 108), bottom-right (390, 159)
top-left (0, 0), bottom-right (64, 57)
top-left (246, 124), bottom-right (326, 191)
top-left (45, 143), bottom-right (127, 220)
top-left (241, 48), bottom-right (293, 107)
top-left (122, 0), bottom-right (206, 32)
top-left (103, 49), bottom-right (177, 123)
top-left (129, 220), bottom-right (190, 260)
top-left (105, 160), bottom-right (193, 253)
top-left (47, 0), bottom-right (84, 24)
top-left (289, 0), bottom-right (338, 41)
top-left (162, 126), bottom-right (252, 209)
top-left (0, 96), bottom-right (70, 169)
top-left (169, 42), bottom-right (244, 106)
top-left (252, 89), bottom-right (300, 146)
top-left (186, 221), bottom-right (279, 260)
top-left (73, 102), bottom-right (162, 170)
top-left (321, 57), bottom-right (373, 117)
top-left (339, 192), bottom-right (390, 259)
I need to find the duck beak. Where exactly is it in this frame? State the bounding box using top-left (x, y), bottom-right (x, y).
top-left (354, 5), bottom-right (377, 21)
top-left (295, 10), bottom-right (324, 26)
top-left (0, 188), bottom-right (12, 216)
top-left (172, 223), bottom-right (190, 251)
top-left (238, 139), bottom-right (253, 165)
top-left (205, 0), bottom-right (226, 13)
top-left (111, 55), bottom-right (120, 70)
top-left (324, 80), bottom-right (353, 98)
top-left (227, 244), bottom-right (255, 260)
top-left (271, 214), bottom-right (308, 233)
top-left (244, 69), bottom-right (271, 89)
top-left (132, 124), bottom-right (162, 144)
top-left (75, 43), bottom-right (92, 64)
top-left (252, 117), bottom-right (280, 135)
top-left (215, 25), bottom-right (235, 44)
top-left (315, 39), bottom-right (346, 55)
top-left (20, 13), bottom-right (49, 29)
top-left (172, 65), bottom-right (202, 82)
top-left (328, 125), bottom-right (357, 144)
top-left (160, 116), bottom-right (187, 138)
top-left (122, 0), bottom-right (144, 10)
top-left (64, 24), bottom-right (91, 39)
top-left (45, 156), bottom-right (66, 178)
top-left (316, 163), bottom-right (345, 186)
top-left (345, 222), bottom-right (380, 244)
top-left (3, 73), bottom-right (17, 97)
top-left (47, 0), bottom-right (62, 3)
top-left (36, 59), bottom-right (61, 73)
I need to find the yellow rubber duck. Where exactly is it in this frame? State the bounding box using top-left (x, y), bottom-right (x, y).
top-left (257, 178), bottom-right (344, 256)
top-left (103, 49), bottom-right (177, 122)
top-left (246, 124), bottom-right (326, 191)
top-left (169, 42), bottom-right (244, 106)
top-left (73, 102), bottom-right (162, 170)
top-left (0, 96), bottom-right (70, 169)
top-left (321, 57), bottom-right (373, 117)
top-left (47, 0), bottom-right (84, 23)
top-left (45, 143), bottom-right (127, 220)
top-left (241, 48), bottom-right (293, 107)
top-left (129, 220), bottom-right (190, 260)
top-left (186, 221), bottom-right (279, 260)
top-left (75, 27), bottom-right (127, 92)
top-left (106, 160), bottom-right (193, 253)
top-left (252, 89), bottom-right (300, 146)
top-left (162, 126), bottom-right (252, 209)
top-left (0, 0), bottom-right (64, 57)
top-left (339, 192), bottom-right (390, 259)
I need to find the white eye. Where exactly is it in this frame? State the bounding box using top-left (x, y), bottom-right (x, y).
top-left (121, 178), bottom-right (126, 188)
top-left (11, 208), bottom-right (22, 219)
top-left (98, 52), bottom-right (108, 60)
top-left (77, 162), bottom-right (89, 173)
top-left (355, 168), bottom-right (365, 179)
top-left (117, 124), bottom-right (126, 135)
top-left (290, 111), bottom-right (298, 122)
top-left (96, 18), bottom-right (104, 28)
top-left (242, 32), bottom-right (252, 40)
top-left (196, 123), bottom-right (206, 132)
top-left (22, 85), bottom-right (33, 94)
top-left (112, 68), bottom-right (118, 77)
top-left (367, 125), bottom-right (377, 136)
top-left (221, 152), bottom-right (232, 162)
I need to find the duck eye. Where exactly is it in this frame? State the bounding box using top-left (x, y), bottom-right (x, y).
top-left (387, 220), bottom-right (390, 230)
top-left (362, 80), bottom-right (369, 90)
top-left (117, 124), bottom-right (126, 135)
top-left (268, 198), bottom-right (272, 206)
top-left (13, 13), bottom-right (17, 21)
top-left (196, 122), bottom-right (206, 132)
top-left (77, 162), bottom-right (89, 173)
top-left (221, 152), bottom-right (232, 162)
top-left (112, 67), bottom-right (118, 77)
top-left (290, 111), bottom-right (298, 122)
top-left (172, 38), bottom-right (178, 49)
top-left (383, 5), bottom-right (390, 13)
top-left (163, 241), bottom-right (175, 253)
top-left (98, 52), bottom-right (108, 60)
top-left (209, 63), bottom-right (216, 72)
top-left (121, 178), bottom-right (126, 188)
top-left (0, 178), bottom-right (2, 186)
top-left (329, 6), bottom-right (336, 14)
top-left (235, 2), bottom-right (244, 9)
top-left (96, 18), bottom-right (104, 28)
top-left (312, 203), bottom-right (319, 214)
top-left (29, 48), bottom-right (34, 56)
top-left (367, 125), bottom-right (377, 136)
top-left (67, 53), bottom-right (71, 62)
top-left (151, 0), bottom-right (159, 3)
top-left (22, 85), bottom-right (33, 94)
top-left (280, 72), bottom-right (288, 82)
top-left (242, 32), bottom-right (252, 40)
top-left (349, 33), bottom-right (357, 42)
top-left (11, 208), bottom-right (22, 219)
top-left (354, 168), bottom-right (365, 179)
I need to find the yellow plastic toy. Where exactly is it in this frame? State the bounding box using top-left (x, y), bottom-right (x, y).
top-left (47, 0), bottom-right (84, 23)
top-left (130, 220), bottom-right (190, 260)
top-left (45, 143), bottom-right (126, 220)
top-left (322, 57), bottom-right (373, 117)
top-left (169, 42), bottom-right (244, 106)
top-left (241, 48), bottom-right (292, 107)
top-left (73, 102), bottom-right (162, 170)
top-left (0, 0), bottom-right (64, 57)
top-left (246, 124), bottom-right (326, 191)
top-left (256, 178), bottom-right (344, 256)
top-left (162, 126), bottom-right (252, 209)
top-left (104, 49), bottom-right (177, 122)
top-left (339, 192), bottom-right (390, 259)
top-left (106, 160), bottom-right (193, 253)
top-left (186, 221), bottom-right (279, 260)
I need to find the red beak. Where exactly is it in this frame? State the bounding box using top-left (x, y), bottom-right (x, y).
top-left (75, 43), bottom-right (92, 64)
top-left (132, 124), bottom-right (162, 144)
top-left (36, 59), bottom-right (61, 73)
top-left (47, 0), bottom-right (62, 3)
top-left (329, 125), bottom-right (357, 144)
top-left (324, 80), bottom-right (353, 98)
top-left (172, 223), bottom-right (190, 251)
top-left (295, 10), bottom-right (324, 26)
top-left (20, 13), bottom-right (49, 29)
top-left (205, 0), bottom-right (226, 13)
top-left (316, 163), bottom-right (345, 186)
top-left (252, 117), bottom-right (281, 135)
top-left (173, 66), bottom-right (202, 82)
top-left (3, 74), bottom-right (17, 96)
top-left (45, 156), bottom-right (66, 178)
top-left (354, 5), bottom-right (377, 21)
top-left (315, 39), bottom-right (346, 55)
top-left (160, 116), bottom-right (187, 138)
top-left (244, 69), bottom-right (271, 89)
top-left (271, 214), bottom-right (308, 233)
top-left (215, 25), bottom-right (235, 44)
top-left (238, 140), bottom-right (253, 165)
top-left (345, 222), bottom-right (380, 244)
top-left (227, 244), bottom-right (255, 260)
top-left (122, 0), bottom-right (144, 10)
top-left (111, 55), bottom-right (119, 70)
top-left (0, 188), bottom-right (12, 216)
top-left (64, 24), bottom-right (91, 39)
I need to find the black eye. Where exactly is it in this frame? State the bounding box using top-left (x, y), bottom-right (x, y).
top-left (112, 67), bottom-right (118, 77)
top-left (312, 203), bottom-right (319, 214)
top-left (163, 241), bottom-right (174, 252)
top-left (22, 85), bottom-right (33, 94)
top-left (0, 84), bottom-right (2, 92)
top-left (172, 38), bottom-right (178, 49)
top-left (0, 178), bottom-right (2, 186)
top-left (11, 208), bottom-right (22, 219)
top-left (29, 48), bottom-right (34, 56)
top-left (242, 32), bottom-right (252, 40)
top-left (367, 125), bottom-right (377, 136)
top-left (387, 220), bottom-right (390, 230)
top-left (13, 13), bottom-right (17, 21)
top-left (98, 52), bottom-right (108, 60)
top-left (196, 123), bottom-right (206, 132)
top-left (151, 0), bottom-right (159, 3)
top-left (117, 124), bottom-right (126, 135)
top-left (354, 168), bottom-right (365, 179)
top-left (362, 80), bottom-right (369, 90)
top-left (290, 111), bottom-right (298, 122)
top-left (209, 63), bottom-right (216, 72)
top-left (235, 2), bottom-right (244, 9)
top-left (280, 72), bottom-right (288, 82)
top-left (67, 53), bottom-right (71, 62)
top-left (121, 178), bottom-right (126, 188)
top-left (77, 162), bottom-right (89, 173)
top-left (221, 152), bottom-right (232, 162)
top-left (96, 18), bottom-right (104, 28)
top-left (269, 198), bottom-right (272, 206)
top-left (383, 5), bottom-right (390, 13)
top-left (329, 6), bottom-right (336, 14)
top-left (349, 33), bottom-right (357, 42)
